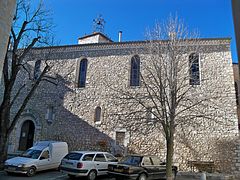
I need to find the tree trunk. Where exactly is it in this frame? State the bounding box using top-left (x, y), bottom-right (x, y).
top-left (166, 134), bottom-right (174, 180)
top-left (0, 98), bottom-right (11, 169)
top-left (0, 126), bottom-right (8, 170)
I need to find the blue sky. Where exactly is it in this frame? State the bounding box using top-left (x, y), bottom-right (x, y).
top-left (42, 0), bottom-right (237, 62)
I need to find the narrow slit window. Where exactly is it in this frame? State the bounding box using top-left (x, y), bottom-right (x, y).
top-left (235, 82), bottom-right (239, 105)
top-left (94, 106), bottom-right (101, 123)
top-left (130, 55), bottom-right (140, 86)
top-left (78, 59), bottom-right (88, 88)
top-left (189, 53), bottom-right (200, 85)
top-left (34, 60), bottom-right (41, 80)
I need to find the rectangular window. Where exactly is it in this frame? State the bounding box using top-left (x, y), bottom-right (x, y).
top-left (116, 131), bottom-right (125, 146)
top-left (45, 106), bottom-right (55, 123)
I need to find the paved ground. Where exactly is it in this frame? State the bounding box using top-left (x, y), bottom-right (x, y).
top-left (0, 170), bottom-right (236, 180)
top-left (0, 170), bottom-right (192, 180)
top-left (0, 170), bottom-right (114, 180)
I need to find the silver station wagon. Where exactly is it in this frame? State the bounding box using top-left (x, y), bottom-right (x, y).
top-left (60, 151), bottom-right (118, 180)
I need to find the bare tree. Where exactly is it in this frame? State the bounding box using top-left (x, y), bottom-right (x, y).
top-left (105, 16), bottom-right (235, 180)
top-left (0, 0), bottom-right (56, 168)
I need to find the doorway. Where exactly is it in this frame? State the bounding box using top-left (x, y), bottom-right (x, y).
top-left (18, 120), bottom-right (35, 151)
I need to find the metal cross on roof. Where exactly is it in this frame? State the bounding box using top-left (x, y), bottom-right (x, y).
top-left (93, 14), bottom-right (105, 33)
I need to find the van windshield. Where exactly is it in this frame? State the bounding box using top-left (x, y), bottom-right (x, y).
top-left (21, 149), bottom-right (42, 159)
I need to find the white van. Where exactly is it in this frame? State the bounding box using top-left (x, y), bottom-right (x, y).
top-left (4, 141), bottom-right (68, 176)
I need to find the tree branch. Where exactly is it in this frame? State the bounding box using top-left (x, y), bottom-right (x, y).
top-left (9, 84), bottom-right (26, 108)
top-left (7, 64), bottom-right (50, 135)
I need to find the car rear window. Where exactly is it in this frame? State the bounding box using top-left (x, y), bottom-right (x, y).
top-left (64, 153), bottom-right (83, 160)
top-left (151, 156), bottom-right (161, 165)
top-left (119, 156), bottom-right (142, 166)
top-left (142, 157), bottom-right (152, 166)
top-left (105, 153), bottom-right (117, 162)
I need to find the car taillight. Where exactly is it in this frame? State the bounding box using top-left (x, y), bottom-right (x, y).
top-left (77, 162), bottom-right (83, 168)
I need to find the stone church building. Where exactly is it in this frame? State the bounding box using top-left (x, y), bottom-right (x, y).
top-left (5, 30), bottom-right (240, 172)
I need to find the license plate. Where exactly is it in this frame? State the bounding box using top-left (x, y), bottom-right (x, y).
top-left (65, 162), bottom-right (73, 165)
top-left (114, 168), bottom-right (123, 172)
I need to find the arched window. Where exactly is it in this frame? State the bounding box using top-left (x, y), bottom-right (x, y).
top-left (130, 55), bottom-right (140, 86)
top-left (78, 59), bottom-right (88, 87)
top-left (34, 60), bottom-right (41, 80)
top-left (94, 106), bottom-right (101, 123)
top-left (189, 53), bottom-right (200, 85)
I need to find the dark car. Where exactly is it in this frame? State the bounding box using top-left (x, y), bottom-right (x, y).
top-left (108, 155), bottom-right (177, 180)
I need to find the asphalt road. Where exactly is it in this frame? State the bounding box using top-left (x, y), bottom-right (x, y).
top-left (0, 170), bottom-right (115, 180)
top-left (0, 170), bottom-right (196, 180)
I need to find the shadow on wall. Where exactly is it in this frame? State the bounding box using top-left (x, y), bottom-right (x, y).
top-left (37, 74), bottom-right (121, 155)
top-left (212, 138), bottom-right (237, 173)
top-left (175, 129), bottom-right (238, 173)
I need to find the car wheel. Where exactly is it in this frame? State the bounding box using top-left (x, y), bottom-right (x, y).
top-left (6, 171), bottom-right (14, 176)
top-left (68, 174), bottom-right (76, 179)
top-left (87, 170), bottom-right (97, 180)
top-left (26, 167), bottom-right (36, 177)
top-left (138, 173), bottom-right (147, 180)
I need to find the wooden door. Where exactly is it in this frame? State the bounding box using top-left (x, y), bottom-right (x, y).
top-left (18, 120), bottom-right (35, 151)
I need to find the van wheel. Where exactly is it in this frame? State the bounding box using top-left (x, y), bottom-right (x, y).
top-left (27, 167), bottom-right (36, 177)
top-left (87, 170), bottom-right (97, 180)
top-left (138, 173), bottom-right (147, 180)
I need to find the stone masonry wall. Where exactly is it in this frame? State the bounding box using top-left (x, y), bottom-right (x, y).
top-left (7, 39), bottom-right (239, 172)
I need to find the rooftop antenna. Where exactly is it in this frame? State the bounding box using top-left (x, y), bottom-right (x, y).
top-left (93, 14), bottom-right (105, 33)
